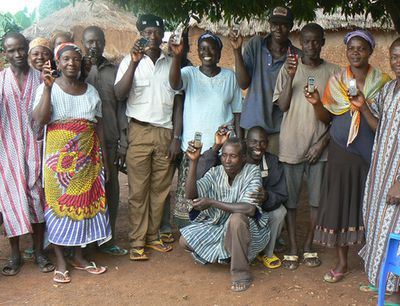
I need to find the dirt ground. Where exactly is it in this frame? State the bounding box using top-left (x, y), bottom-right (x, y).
top-left (0, 174), bottom-right (378, 306)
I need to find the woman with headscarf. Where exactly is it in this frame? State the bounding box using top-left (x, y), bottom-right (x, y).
top-left (304, 30), bottom-right (390, 283)
top-left (28, 37), bottom-right (52, 72)
top-left (169, 32), bottom-right (242, 228)
top-left (32, 43), bottom-right (111, 283)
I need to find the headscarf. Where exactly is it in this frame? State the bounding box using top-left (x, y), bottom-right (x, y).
top-left (343, 30), bottom-right (375, 50)
top-left (197, 32), bottom-right (223, 50)
top-left (28, 37), bottom-right (51, 54)
top-left (322, 66), bottom-right (391, 145)
top-left (54, 42), bottom-right (82, 60)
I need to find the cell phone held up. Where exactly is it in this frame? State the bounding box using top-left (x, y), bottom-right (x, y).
top-left (50, 60), bottom-right (60, 78)
top-left (348, 79), bottom-right (358, 97)
top-left (307, 76), bottom-right (315, 93)
top-left (193, 132), bottom-right (202, 149)
top-left (173, 23), bottom-right (185, 45)
top-left (231, 23), bottom-right (240, 37)
top-left (137, 37), bottom-right (149, 50)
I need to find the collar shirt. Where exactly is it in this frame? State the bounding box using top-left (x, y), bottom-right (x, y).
top-left (115, 52), bottom-right (175, 129)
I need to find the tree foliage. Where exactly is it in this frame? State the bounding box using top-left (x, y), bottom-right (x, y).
top-left (111, 0), bottom-right (400, 33)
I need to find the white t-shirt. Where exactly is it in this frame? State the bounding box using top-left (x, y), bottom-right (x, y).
top-left (115, 53), bottom-right (175, 129)
top-left (33, 83), bottom-right (102, 123)
top-left (180, 67), bottom-right (242, 153)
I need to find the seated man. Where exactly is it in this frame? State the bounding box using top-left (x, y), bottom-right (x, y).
top-left (180, 137), bottom-right (270, 292)
top-left (246, 126), bottom-right (288, 268)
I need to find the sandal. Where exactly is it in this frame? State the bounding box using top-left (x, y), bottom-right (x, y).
top-left (282, 255), bottom-right (299, 270)
top-left (73, 262), bottom-right (107, 275)
top-left (53, 270), bottom-right (71, 283)
top-left (145, 239), bottom-right (173, 253)
top-left (231, 279), bottom-right (252, 292)
top-left (303, 252), bottom-right (321, 268)
top-left (257, 254), bottom-right (281, 269)
top-left (35, 254), bottom-right (55, 273)
top-left (160, 233), bottom-right (175, 243)
top-left (129, 248), bottom-right (149, 261)
top-left (323, 269), bottom-right (348, 283)
top-left (23, 247), bottom-right (35, 261)
top-left (359, 283), bottom-right (378, 293)
top-left (99, 245), bottom-right (128, 256)
top-left (1, 256), bottom-right (23, 276)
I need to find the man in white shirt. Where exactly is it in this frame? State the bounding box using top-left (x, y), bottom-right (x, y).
top-left (114, 14), bottom-right (182, 260)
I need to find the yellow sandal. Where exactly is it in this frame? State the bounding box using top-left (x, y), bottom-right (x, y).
top-left (257, 254), bottom-right (282, 269)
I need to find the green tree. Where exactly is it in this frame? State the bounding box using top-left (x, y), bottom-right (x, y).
top-left (38, 0), bottom-right (70, 19)
top-left (111, 0), bottom-right (400, 33)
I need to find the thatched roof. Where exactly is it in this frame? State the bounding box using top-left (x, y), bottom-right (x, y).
top-left (23, 0), bottom-right (138, 39)
top-left (191, 9), bottom-right (395, 37)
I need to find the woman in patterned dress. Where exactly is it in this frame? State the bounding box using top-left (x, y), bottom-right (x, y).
top-left (33, 43), bottom-right (111, 283)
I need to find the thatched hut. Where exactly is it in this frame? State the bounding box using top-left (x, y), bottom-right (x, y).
top-left (187, 9), bottom-right (398, 77)
top-left (23, 0), bottom-right (139, 60)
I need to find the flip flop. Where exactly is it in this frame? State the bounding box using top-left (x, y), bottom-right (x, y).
top-left (35, 254), bottom-right (55, 273)
top-left (359, 283), bottom-right (378, 292)
top-left (282, 255), bottom-right (299, 270)
top-left (53, 270), bottom-right (71, 283)
top-left (73, 262), bottom-right (107, 275)
top-left (99, 245), bottom-right (128, 256)
top-left (160, 233), bottom-right (175, 243)
top-left (231, 279), bottom-right (252, 292)
top-left (1, 256), bottom-right (23, 276)
top-left (129, 248), bottom-right (149, 261)
top-left (257, 254), bottom-right (281, 269)
top-left (303, 252), bottom-right (321, 268)
top-left (145, 239), bottom-right (173, 253)
top-left (323, 269), bottom-right (348, 283)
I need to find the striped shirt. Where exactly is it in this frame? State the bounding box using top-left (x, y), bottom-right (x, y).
top-left (33, 82), bottom-right (102, 123)
top-left (180, 164), bottom-right (270, 263)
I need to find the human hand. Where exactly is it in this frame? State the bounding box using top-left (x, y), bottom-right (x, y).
top-left (249, 188), bottom-right (267, 205)
top-left (167, 138), bottom-right (181, 161)
top-left (114, 151), bottom-right (126, 170)
top-left (186, 140), bottom-right (201, 161)
top-left (131, 39), bottom-right (146, 63)
top-left (285, 54), bottom-right (298, 78)
top-left (215, 125), bottom-right (230, 145)
top-left (304, 85), bottom-right (321, 106)
top-left (348, 90), bottom-right (366, 110)
top-left (42, 61), bottom-right (55, 88)
top-left (387, 181), bottom-right (400, 205)
top-left (305, 142), bottom-right (324, 164)
top-left (192, 198), bottom-right (212, 211)
top-left (168, 34), bottom-right (184, 57)
top-left (228, 30), bottom-right (243, 50)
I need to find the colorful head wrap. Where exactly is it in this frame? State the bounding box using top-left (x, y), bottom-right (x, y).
top-left (54, 42), bottom-right (82, 60)
top-left (197, 32), bottom-right (223, 50)
top-left (28, 37), bottom-right (51, 54)
top-left (343, 30), bottom-right (375, 50)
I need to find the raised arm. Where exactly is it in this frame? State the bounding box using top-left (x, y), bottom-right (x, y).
top-left (276, 55), bottom-right (297, 112)
top-left (168, 36), bottom-right (184, 90)
top-left (114, 40), bottom-right (143, 101)
top-left (349, 91), bottom-right (378, 132)
top-left (32, 61), bottom-right (54, 126)
top-left (185, 144), bottom-right (202, 199)
top-left (229, 32), bottom-right (251, 90)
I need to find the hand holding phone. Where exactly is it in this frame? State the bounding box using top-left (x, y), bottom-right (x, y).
top-left (193, 132), bottom-right (202, 149)
top-left (348, 79), bottom-right (357, 96)
top-left (307, 77), bottom-right (315, 93)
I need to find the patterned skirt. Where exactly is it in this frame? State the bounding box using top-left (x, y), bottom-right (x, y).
top-left (44, 119), bottom-right (111, 246)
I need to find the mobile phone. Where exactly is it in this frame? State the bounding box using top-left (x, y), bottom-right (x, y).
top-left (193, 132), bottom-right (202, 148)
top-left (138, 37), bottom-right (149, 49)
top-left (227, 125), bottom-right (236, 138)
top-left (88, 47), bottom-right (98, 64)
top-left (173, 23), bottom-right (185, 45)
top-left (50, 60), bottom-right (60, 78)
top-left (232, 23), bottom-right (240, 37)
top-left (307, 76), bottom-right (315, 93)
top-left (288, 47), bottom-right (298, 64)
top-left (349, 79), bottom-right (357, 96)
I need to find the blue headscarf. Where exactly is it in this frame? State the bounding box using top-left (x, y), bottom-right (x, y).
top-left (197, 32), bottom-right (223, 50)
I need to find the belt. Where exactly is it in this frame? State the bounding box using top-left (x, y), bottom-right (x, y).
top-left (130, 118), bottom-right (150, 126)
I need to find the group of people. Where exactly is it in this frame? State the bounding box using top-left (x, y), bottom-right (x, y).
top-left (0, 6), bottom-right (399, 299)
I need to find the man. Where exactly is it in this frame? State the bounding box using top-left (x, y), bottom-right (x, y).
top-left (114, 14), bottom-right (182, 260)
top-left (180, 138), bottom-right (270, 292)
top-left (229, 6), bottom-right (299, 155)
top-left (0, 32), bottom-right (54, 275)
top-left (246, 126), bottom-right (288, 269)
top-left (273, 23), bottom-right (339, 270)
top-left (82, 26), bottom-right (128, 255)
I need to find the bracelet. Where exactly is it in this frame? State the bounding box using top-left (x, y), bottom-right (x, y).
top-left (173, 135), bottom-right (182, 140)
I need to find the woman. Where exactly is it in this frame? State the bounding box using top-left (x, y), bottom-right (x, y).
top-left (169, 32), bottom-right (242, 228)
top-left (50, 30), bottom-right (74, 50)
top-left (32, 43), bottom-right (111, 283)
top-left (358, 38), bottom-right (400, 300)
top-left (28, 37), bottom-right (52, 72)
top-left (304, 30), bottom-right (390, 283)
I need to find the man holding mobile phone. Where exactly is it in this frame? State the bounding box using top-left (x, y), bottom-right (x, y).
top-left (82, 26), bottom-right (128, 256)
top-left (114, 14), bottom-right (182, 261)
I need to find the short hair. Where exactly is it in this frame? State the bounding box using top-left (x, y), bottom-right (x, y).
top-left (82, 26), bottom-right (105, 41)
top-left (301, 23), bottom-right (324, 40)
top-left (2, 32), bottom-right (28, 49)
top-left (50, 31), bottom-right (74, 50)
top-left (390, 37), bottom-right (400, 52)
top-left (222, 137), bottom-right (247, 157)
top-left (247, 126), bottom-right (269, 141)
